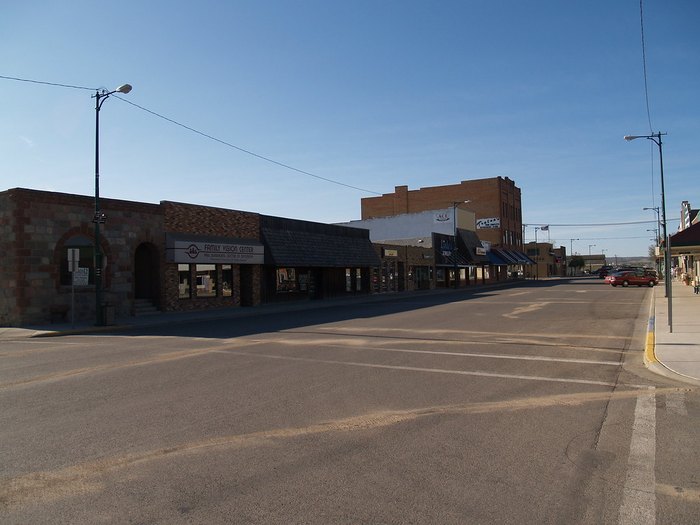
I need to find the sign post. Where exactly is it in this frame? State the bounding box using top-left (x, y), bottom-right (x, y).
top-left (67, 249), bottom-right (80, 327)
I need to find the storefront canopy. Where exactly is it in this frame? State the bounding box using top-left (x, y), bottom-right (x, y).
top-left (667, 222), bottom-right (700, 256)
top-left (262, 216), bottom-right (380, 268)
top-left (457, 229), bottom-right (490, 265)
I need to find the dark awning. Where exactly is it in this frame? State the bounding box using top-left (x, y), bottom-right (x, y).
top-left (492, 248), bottom-right (519, 264)
top-left (433, 232), bottom-right (470, 267)
top-left (457, 229), bottom-right (490, 265)
top-left (261, 216), bottom-right (380, 267)
top-left (487, 250), bottom-right (509, 266)
top-left (507, 250), bottom-right (536, 265)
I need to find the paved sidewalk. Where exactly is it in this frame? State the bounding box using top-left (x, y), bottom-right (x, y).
top-left (647, 279), bottom-right (700, 386)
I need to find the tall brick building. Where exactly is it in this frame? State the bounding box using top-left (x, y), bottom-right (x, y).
top-left (361, 177), bottom-right (523, 251)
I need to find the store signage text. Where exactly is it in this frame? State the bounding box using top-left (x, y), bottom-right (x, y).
top-left (173, 241), bottom-right (264, 264)
top-left (476, 217), bottom-right (500, 229)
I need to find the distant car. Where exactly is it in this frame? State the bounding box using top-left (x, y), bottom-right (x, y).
top-left (598, 266), bottom-right (614, 279)
top-left (606, 270), bottom-right (658, 287)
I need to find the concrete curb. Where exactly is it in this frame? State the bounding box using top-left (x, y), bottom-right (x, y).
top-left (643, 294), bottom-right (656, 367)
top-left (644, 286), bottom-right (700, 387)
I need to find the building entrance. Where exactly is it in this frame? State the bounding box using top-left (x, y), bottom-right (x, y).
top-left (134, 243), bottom-right (160, 307)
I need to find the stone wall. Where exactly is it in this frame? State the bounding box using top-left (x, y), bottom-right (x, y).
top-left (0, 188), bottom-right (162, 326)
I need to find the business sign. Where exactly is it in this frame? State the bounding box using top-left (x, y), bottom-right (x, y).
top-left (172, 241), bottom-right (264, 264)
top-left (433, 211), bottom-right (452, 224)
top-left (382, 248), bottom-right (398, 257)
top-left (476, 217), bottom-right (500, 229)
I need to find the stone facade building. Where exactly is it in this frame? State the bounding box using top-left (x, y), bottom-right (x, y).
top-left (1, 188), bottom-right (378, 326)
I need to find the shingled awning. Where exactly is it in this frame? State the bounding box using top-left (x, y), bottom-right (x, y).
top-left (261, 216), bottom-right (380, 267)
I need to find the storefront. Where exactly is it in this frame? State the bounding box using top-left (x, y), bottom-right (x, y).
top-left (373, 244), bottom-right (434, 293)
top-left (165, 233), bottom-right (264, 309)
top-left (260, 215), bottom-right (380, 302)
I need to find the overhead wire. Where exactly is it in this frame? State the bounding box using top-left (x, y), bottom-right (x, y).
top-left (0, 74), bottom-right (382, 196)
top-left (638, 1), bottom-right (659, 214)
top-left (113, 96), bottom-right (382, 195)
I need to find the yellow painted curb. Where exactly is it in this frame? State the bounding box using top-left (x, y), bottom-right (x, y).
top-left (644, 293), bottom-right (657, 365)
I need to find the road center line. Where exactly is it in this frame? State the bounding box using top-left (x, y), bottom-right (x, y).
top-left (261, 339), bottom-right (622, 366)
top-left (218, 349), bottom-right (647, 388)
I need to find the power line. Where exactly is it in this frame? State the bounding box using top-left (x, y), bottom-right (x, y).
top-left (0, 74), bottom-right (382, 196)
top-left (638, 0), bottom-right (654, 133)
top-left (114, 96), bottom-right (382, 195)
top-left (0, 74), bottom-right (96, 91)
top-left (523, 220), bottom-right (656, 227)
top-left (638, 1), bottom-right (659, 216)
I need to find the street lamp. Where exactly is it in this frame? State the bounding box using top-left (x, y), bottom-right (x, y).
top-left (93, 83), bottom-right (132, 326)
top-left (625, 132), bottom-right (672, 331)
top-left (569, 238), bottom-right (579, 276)
top-left (588, 244), bottom-right (596, 274)
top-left (452, 200), bottom-right (470, 288)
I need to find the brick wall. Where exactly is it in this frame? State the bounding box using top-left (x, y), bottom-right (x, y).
top-left (162, 201), bottom-right (262, 311)
top-left (361, 177), bottom-right (523, 249)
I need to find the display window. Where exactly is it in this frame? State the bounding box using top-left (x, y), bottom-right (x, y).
top-left (59, 236), bottom-right (96, 286)
top-left (178, 264), bottom-right (191, 299)
top-left (222, 265), bottom-right (233, 297)
top-left (276, 268), bottom-right (297, 292)
top-left (196, 264), bottom-right (217, 297)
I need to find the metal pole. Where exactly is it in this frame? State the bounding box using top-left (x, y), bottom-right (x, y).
top-left (453, 203), bottom-right (458, 288)
top-left (654, 134), bottom-right (669, 298)
top-left (94, 90), bottom-right (103, 326)
top-left (667, 233), bottom-right (673, 333)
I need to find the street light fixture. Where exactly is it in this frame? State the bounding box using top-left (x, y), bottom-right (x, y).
top-left (588, 244), bottom-right (596, 274)
top-left (93, 83), bottom-right (132, 326)
top-left (568, 238), bottom-right (579, 276)
top-left (625, 132), bottom-right (672, 331)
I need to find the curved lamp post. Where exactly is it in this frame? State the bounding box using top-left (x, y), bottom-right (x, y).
top-left (93, 83), bottom-right (132, 325)
top-left (625, 132), bottom-right (672, 331)
top-left (452, 200), bottom-right (470, 288)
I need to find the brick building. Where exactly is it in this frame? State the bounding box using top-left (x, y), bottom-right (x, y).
top-left (361, 177), bottom-right (523, 250)
top-left (1, 188), bottom-right (378, 326)
top-left (360, 177), bottom-right (532, 280)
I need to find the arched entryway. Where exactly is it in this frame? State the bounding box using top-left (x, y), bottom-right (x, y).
top-left (134, 243), bottom-right (160, 309)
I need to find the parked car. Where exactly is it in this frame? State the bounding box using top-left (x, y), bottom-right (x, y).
top-left (598, 266), bottom-right (614, 279)
top-left (606, 270), bottom-right (658, 287)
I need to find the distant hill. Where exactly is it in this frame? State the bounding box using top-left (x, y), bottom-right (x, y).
top-left (611, 256), bottom-right (655, 267)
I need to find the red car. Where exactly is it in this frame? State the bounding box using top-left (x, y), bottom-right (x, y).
top-left (606, 270), bottom-right (658, 287)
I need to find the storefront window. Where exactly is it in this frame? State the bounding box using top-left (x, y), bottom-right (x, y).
top-left (196, 264), bottom-right (217, 297)
top-left (178, 264), bottom-right (191, 299)
top-left (356, 268), bottom-right (362, 291)
top-left (222, 265), bottom-right (233, 297)
top-left (346, 269), bottom-right (352, 292)
top-left (277, 268), bottom-right (297, 292)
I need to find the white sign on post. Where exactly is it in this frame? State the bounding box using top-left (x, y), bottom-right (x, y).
top-left (73, 267), bottom-right (90, 286)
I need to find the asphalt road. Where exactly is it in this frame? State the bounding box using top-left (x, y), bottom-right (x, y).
top-left (1, 279), bottom-right (698, 524)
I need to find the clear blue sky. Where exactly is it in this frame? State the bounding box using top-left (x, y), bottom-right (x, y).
top-left (2, 1), bottom-right (698, 257)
